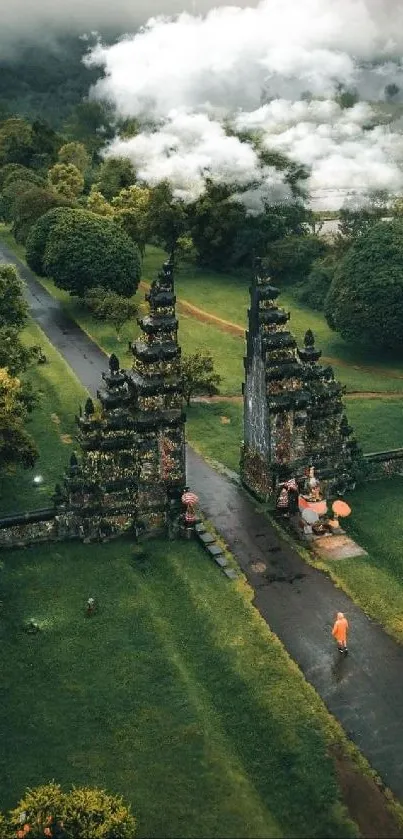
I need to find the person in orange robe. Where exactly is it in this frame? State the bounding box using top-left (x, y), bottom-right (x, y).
top-left (332, 611), bottom-right (349, 653)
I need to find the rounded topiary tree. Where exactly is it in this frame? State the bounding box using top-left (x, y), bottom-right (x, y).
top-left (325, 219), bottom-right (403, 351)
top-left (26, 206), bottom-right (72, 275)
top-left (43, 209), bottom-right (141, 297)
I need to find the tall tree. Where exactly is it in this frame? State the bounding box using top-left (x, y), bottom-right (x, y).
top-left (95, 157), bottom-right (136, 201)
top-left (325, 219), bottom-right (403, 351)
top-left (0, 367), bottom-right (37, 472)
top-left (48, 163), bottom-right (84, 200)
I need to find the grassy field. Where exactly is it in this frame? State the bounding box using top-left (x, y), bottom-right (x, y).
top-left (0, 320), bottom-right (87, 515)
top-left (326, 478), bottom-right (403, 645)
top-left (0, 536), bottom-right (361, 839)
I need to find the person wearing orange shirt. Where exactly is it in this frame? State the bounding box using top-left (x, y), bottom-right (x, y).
top-left (332, 611), bottom-right (349, 653)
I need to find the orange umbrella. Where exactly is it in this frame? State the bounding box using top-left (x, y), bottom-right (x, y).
top-left (332, 500), bottom-right (351, 517)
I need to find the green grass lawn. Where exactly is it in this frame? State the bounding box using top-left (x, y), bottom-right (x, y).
top-left (0, 537), bottom-right (360, 839)
top-left (0, 320), bottom-right (87, 515)
top-left (324, 478), bottom-right (403, 644)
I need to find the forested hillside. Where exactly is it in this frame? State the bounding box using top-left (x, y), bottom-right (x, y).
top-left (0, 36), bottom-right (109, 127)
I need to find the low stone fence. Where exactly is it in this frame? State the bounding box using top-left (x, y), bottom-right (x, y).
top-left (363, 449), bottom-right (403, 480)
top-left (0, 508), bottom-right (59, 549)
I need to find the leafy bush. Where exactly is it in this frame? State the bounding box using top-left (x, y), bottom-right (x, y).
top-left (43, 209), bottom-right (141, 297)
top-left (325, 219), bottom-right (403, 351)
top-left (6, 782), bottom-right (136, 839)
top-left (26, 207), bottom-right (72, 274)
top-left (83, 286), bottom-right (138, 339)
top-left (296, 255), bottom-right (337, 311)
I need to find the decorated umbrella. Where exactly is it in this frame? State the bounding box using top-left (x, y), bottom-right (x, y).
top-left (182, 490), bottom-right (199, 523)
top-left (332, 500), bottom-right (351, 518)
top-left (301, 508), bottom-right (319, 525)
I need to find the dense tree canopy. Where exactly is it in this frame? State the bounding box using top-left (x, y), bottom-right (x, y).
top-left (325, 219), bottom-right (403, 351)
top-left (57, 141), bottom-right (90, 174)
top-left (95, 157), bottom-right (137, 201)
top-left (12, 185), bottom-right (71, 244)
top-left (0, 264), bottom-right (28, 329)
top-left (48, 163), bottom-right (84, 200)
top-left (26, 206), bottom-right (71, 274)
top-left (42, 208), bottom-right (141, 297)
top-left (267, 233), bottom-right (327, 286)
top-left (0, 368), bottom-right (38, 472)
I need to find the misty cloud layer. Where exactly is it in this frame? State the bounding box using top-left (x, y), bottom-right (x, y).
top-left (0, 0), bottom-right (255, 50)
top-left (86, 0), bottom-right (403, 210)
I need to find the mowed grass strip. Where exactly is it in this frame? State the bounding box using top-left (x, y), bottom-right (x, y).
top-left (0, 538), bottom-right (358, 839)
top-left (0, 319), bottom-right (87, 515)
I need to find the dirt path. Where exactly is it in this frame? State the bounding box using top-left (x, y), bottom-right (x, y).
top-left (191, 391), bottom-right (403, 405)
top-left (140, 280), bottom-right (403, 382)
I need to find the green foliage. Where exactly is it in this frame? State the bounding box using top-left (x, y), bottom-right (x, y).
top-left (0, 117), bottom-right (33, 166)
top-left (64, 101), bottom-right (115, 157)
top-left (0, 367), bottom-right (38, 471)
top-left (0, 263), bottom-right (28, 328)
top-left (267, 233), bottom-right (328, 285)
top-left (26, 207), bottom-right (74, 274)
top-left (296, 254), bottom-right (337, 310)
top-left (57, 142), bottom-right (90, 174)
top-left (337, 200), bottom-right (386, 243)
top-left (0, 38), bottom-right (102, 129)
top-left (95, 157), bottom-right (136, 201)
top-left (43, 209), bottom-right (141, 297)
top-left (148, 181), bottom-right (188, 253)
top-left (83, 287), bottom-right (138, 339)
top-left (181, 350), bottom-right (222, 405)
top-left (112, 184), bottom-right (151, 254)
top-left (335, 87), bottom-right (359, 109)
top-left (48, 163), bottom-right (84, 200)
top-left (7, 782), bottom-right (136, 839)
top-left (189, 180), bottom-right (308, 270)
top-left (325, 219), bottom-right (403, 350)
top-left (12, 186), bottom-right (71, 244)
top-left (0, 164), bottom-right (33, 191)
top-left (0, 172), bottom-right (46, 223)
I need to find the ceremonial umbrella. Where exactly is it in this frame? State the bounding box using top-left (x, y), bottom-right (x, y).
top-left (332, 500), bottom-right (351, 518)
top-left (182, 491), bottom-right (199, 506)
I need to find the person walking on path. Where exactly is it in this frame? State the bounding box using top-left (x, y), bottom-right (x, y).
top-left (332, 611), bottom-right (349, 653)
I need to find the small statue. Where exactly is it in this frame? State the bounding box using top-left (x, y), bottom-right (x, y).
top-left (86, 597), bottom-right (96, 617)
top-left (307, 466), bottom-right (321, 501)
top-left (276, 486), bottom-right (289, 516)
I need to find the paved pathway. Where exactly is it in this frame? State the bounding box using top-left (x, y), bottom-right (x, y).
top-left (2, 241), bottom-right (403, 801)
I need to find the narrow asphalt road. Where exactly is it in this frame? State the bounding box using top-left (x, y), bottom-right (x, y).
top-left (2, 240), bottom-right (403, 801)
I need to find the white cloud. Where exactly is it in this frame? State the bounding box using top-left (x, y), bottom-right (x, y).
top-left (87, 0), bottom-right (403, 209)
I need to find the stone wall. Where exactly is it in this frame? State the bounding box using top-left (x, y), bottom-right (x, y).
top-left (363, 449), bottom-right (403, 480)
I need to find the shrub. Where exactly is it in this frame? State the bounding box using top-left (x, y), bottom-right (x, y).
top-left (43, 209), bottom-right (141, 297)
top-left (6, 782), bottom-right (136, 839)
